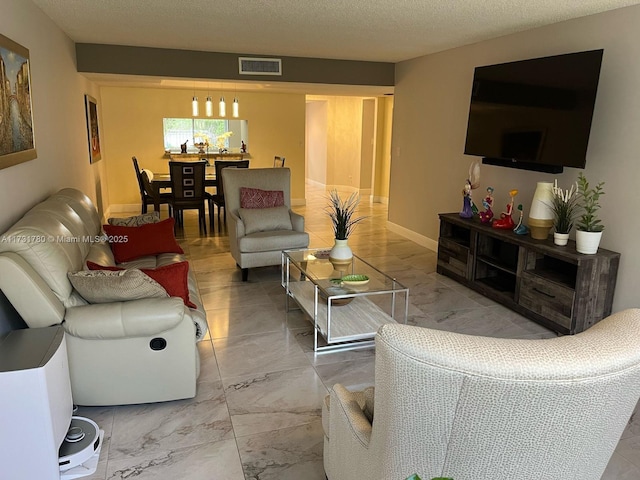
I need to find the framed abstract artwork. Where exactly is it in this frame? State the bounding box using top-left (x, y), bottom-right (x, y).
top-left (0, 33), bottom-right (37, 170)
top-left (84, 94), bottom-right (101, 163)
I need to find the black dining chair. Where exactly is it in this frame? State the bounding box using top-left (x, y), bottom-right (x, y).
top-left (210, 160), bottom-right (250, 221)
top-left (273, 156), bottom-right (286, 167)
top-left (133, 156), bottom-right (173, 214)
top-left (169, 161), bottom-right (209, 233)
top-left (132, 156), bottom-right (154, 214)
top-left (139, 169), bottom-right (173, 215)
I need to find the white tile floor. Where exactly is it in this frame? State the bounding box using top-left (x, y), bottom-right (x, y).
top-left (79, 183), bottom-right (640, 479)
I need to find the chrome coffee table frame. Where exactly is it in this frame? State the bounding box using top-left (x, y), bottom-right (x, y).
top-left (282, 248), bottom-right (409, 353)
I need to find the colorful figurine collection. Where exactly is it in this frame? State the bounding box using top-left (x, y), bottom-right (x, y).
top-left (459, 162), bottom-right (530, 234)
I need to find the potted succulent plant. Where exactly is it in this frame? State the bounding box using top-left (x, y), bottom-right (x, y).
top-left (325, 189), bottom-right (366, 266)
top-left (548, 180), bottom-right (579, 246)
top-left (575, 172), bottom-right (605, 254)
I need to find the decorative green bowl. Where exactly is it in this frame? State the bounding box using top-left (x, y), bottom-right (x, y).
top-left (341, 274), bottom-right (369, 286)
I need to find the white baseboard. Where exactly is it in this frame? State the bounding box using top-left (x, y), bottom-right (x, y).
top-left (386, 220), bottom-right (438, 253)
top-left (306, 178), bottom-right (325, 188)
top-left (372, 195), bottom-right (389, 205)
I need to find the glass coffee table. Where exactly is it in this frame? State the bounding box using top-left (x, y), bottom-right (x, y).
top-left (282, 248), bottom-right (409, 353)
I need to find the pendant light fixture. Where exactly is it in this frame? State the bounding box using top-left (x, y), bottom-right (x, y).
top-left (192, 95), bottom-right (199, 117)
top-left (205, 96), bottom-right (213, 117)
top-left (232, 98), bottom-right (239, 118)
top-left (232, 84), bottom-right (239, 118)
top-left (219, 82), bottom-right (226, 117)
top-left (205, 82), bottom-right (213, 117)
top-left (192, 83), bottom-right (199, 117)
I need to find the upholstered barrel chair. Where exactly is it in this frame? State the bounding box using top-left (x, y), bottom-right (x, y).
top-left (323, 309), bottom-right (640, 480)
top-left (222, 167), bottom-right (309, 281)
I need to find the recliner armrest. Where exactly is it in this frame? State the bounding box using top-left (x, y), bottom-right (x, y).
top-left (64, 297), bottom-right (188, 339)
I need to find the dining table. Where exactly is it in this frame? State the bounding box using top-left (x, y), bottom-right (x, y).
top-left (151, 170), bottom-right (217, 189)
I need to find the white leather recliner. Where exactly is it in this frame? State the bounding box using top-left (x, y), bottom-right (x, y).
top-left (0, 188), bottom-right (207, 406)
top-left (323, 309), bottom-right (640, 480)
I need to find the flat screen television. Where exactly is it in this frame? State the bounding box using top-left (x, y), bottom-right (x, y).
top-left (463, 49), bottom-right (604, 173)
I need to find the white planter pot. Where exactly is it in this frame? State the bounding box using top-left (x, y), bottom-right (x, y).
top-left (553, 232), bottom-right (570, 246)
top-left (329, 239), bottom-right (353, 269)
top-left (576, 230), bottom-right (603, 254)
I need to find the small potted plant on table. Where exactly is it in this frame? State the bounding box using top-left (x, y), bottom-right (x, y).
top-left (325, 189), bottom-right (366, 267)
top-left (549, 180), bottom-right (579, 246)
top-left (575, 172), bottom-right (605, 254)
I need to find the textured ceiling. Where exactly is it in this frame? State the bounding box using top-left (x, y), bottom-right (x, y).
top-left (31, 0), bottom-right (640, 63)
top-left (30, 0), bottom-right (640, 94)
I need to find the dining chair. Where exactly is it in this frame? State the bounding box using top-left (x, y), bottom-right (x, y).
top-left (132, 156), bottom-right (155, 213)
top-left (169, 161), bottom-right (209, 233)
top-left (273, 156), bottom-right (286, 167)
top-left (139, 169), bottom-right (173, 215)
top-left (210, 160), bottom-right (250, 221)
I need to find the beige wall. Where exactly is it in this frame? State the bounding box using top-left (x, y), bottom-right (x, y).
top-left (374, 96), bottom-right (393, 202)
top-left (359, 99), bottom-right (376, 194)
top-left (0, 0), bottom-right (108, 231)
top-left (390, 5), bottom-right (640, 311)
top-left (325, 96), bottom-right (364, 190)
top-left (306, 100), bottom-right (328, 185)
top-left (307, 95), bottom-right (391, 199)
top-left (100, 87), bottom-right (307, 208)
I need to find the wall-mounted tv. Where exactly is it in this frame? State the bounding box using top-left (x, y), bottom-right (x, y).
top-left (463, 49), bottom-right (604, 173)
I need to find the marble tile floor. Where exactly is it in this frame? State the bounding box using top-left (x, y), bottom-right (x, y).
top-left (79, 184), bottom-right (640, 479)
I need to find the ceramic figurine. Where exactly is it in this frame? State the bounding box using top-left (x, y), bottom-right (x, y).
top-left (492, 189), bottom-right (518, 229)
top-left (479, 186), bottom-right (494, 223)
top-left (513, 204), bottom-right (530, 235)
top-left (241, 140), bottom-right (247, 153)
top-left (460, 160), bottom-right (480, 218)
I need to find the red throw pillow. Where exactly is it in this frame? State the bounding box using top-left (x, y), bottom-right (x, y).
top-left (240, 187), bottom-right (285, 209)
top-left (86, 261), bottom-right (196, 308)
top-left (102, 218), bottom-right (183, 263)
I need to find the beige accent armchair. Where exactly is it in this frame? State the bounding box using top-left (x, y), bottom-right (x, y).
top-left (323, 309), bottom-right (640, 480)
top-left (222, 167), bottom-right (309, 281)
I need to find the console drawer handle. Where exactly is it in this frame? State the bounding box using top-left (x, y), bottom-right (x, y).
top-left (533, 287), bottom-right (555, 299)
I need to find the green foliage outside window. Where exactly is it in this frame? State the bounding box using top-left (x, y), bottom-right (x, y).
top-left (163, 118), bottom-right (229, 151)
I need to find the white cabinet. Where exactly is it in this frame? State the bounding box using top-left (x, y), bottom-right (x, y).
top-left (0, 326), bottom-right (73, 480)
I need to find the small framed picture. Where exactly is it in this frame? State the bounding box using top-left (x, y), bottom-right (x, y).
top-left (84, 94), bottom-right (101, 163)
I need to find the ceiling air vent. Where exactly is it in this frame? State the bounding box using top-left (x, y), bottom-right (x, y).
top-left (239, 57), bottom-right (282, 76)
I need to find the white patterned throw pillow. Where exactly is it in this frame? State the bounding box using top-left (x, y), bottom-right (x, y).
top-left (68, 269), bottom-right (168, 303)
top-left (107, 211), bottom-right (161, 227)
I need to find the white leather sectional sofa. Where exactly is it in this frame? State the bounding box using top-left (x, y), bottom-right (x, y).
top-left (0, 188), bottom-right (207, 406)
